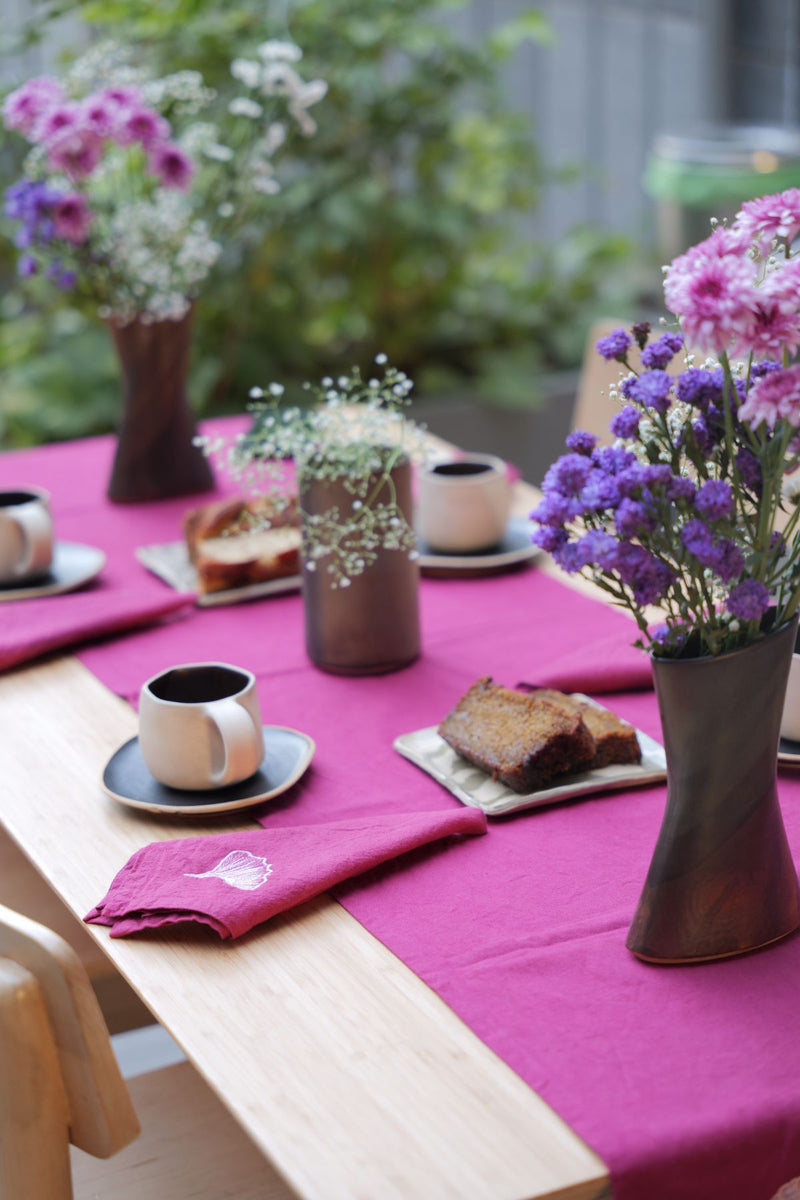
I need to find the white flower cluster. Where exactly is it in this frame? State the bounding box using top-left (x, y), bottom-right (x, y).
top-left (64, 40), bottom-right (147, 94)
top-left (231, 39), bottom-right (327, 137)
top-left (99, 193), bottom-right (220, 323)
top-left (143, 70), bottom-right (216, 117)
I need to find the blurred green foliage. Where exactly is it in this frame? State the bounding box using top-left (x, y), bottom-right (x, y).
top-left (1, 0), bottom-right (633, 448)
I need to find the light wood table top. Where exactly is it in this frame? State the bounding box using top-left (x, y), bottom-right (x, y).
top-left (0, 473), bottom-right (612, 1200)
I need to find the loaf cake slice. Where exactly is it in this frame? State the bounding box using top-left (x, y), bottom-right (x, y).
top-left (438, 676), bottom-right (596, 794)
top-left (528, 689), bottom-right (641, 769)
top-left (184, 495), bottom-right (301, 594)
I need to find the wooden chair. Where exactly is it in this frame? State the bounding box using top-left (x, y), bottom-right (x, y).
top-left (0, 831), bottom-right (151, 1033)
top-left (0, 903), bottom-right (297, 1200)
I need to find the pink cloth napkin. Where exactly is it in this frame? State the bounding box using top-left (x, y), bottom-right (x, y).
top-left (85, 809), bottom-right (487, 938)
top-left (0, 587), bottom-right (190, 672)
top-left (516, 630), bottom-right (654, 694)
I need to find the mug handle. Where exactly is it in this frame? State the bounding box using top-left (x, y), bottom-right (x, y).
top-left (207, 700), bottom-right (261, 786)
top-left (13, 505), bottom-right (52, 578)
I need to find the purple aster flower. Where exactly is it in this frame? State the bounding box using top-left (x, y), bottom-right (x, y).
top-left (695, 479), bottom-right (733, 521)
top-left (531, 492), bottom-right (571, 527)
top-left (712, 540), bottom-right (745, 583)
top-left (580, 469), bottom-right (622, 512)
top-left (691, 414), bottom-right (721, 457)
top-left (681, 518), bottom-right (715, 562)
top-left (148, 142), bottom-right (194, 191)
top-left (750, 359), bottom-right (782, 380)
top-left (641, 332), bottom-right (684, 369)
top-left (571, 530), bottom-right (620, 570)
top-left (616, 498), bottom-right (655, 538)
top-left (595, 327), bottom-right (632, 362)
top-left (610, 406), bottom-right (641, 439)
top-left (726, 579), bottom-right (771, 621)
top-left (565, 430), bottom-right (598, 456)
top-left (551, 539), bottom-right (584, 574)
top-left (531, 525), bottom-right (568, 554)
top-left (675, 367), bottom-right (725, 410)
top-left (17, 254), bottom-right (37, 277)
top-left (666, 475), bottom-right (696, 504)
top-left (625, 370), bottom-right (673, 413)
top-left (592, 445), bottom-right (636, 475)
top-left (614, 543), bottom-right (674, 606)
top-left (543, 453), bottom-right (592, 499)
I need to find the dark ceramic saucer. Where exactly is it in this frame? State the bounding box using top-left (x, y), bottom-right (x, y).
top-left (416, 517), bottom-right (540, 578)
top-left (778, 736), bottom-right (800, 766)
top-left (102, 725), bottom-right (315, 815)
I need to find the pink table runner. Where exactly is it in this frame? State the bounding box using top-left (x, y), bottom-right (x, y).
top-left (6, 423), bottom-right (800, 1200)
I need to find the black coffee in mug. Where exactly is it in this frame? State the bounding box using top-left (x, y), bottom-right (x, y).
top-left (432, 462), bottom-right (492, 477)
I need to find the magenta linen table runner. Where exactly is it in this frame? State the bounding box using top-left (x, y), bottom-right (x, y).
top-left (8, 424), bottom-right (800, 1200)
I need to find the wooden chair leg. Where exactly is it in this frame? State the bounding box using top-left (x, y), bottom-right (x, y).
top-left (0, 960), bottom-right (73, 1200)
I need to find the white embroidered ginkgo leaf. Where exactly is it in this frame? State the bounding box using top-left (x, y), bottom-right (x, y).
top-left (186, 850), bottom-right (273, 891)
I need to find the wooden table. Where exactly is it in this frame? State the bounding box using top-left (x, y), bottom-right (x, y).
top-left (0, 474), bottom-right (612, 1200)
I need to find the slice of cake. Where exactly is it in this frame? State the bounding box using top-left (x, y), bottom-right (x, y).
top-left (184, 495), bottom-right (301, 594)
top-left (438, 676), bottom-right (596, 794)
top-left (528, 689), bottom-right (641, 769)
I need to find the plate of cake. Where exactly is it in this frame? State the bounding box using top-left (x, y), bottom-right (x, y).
top-left (136, 495), bottom-right (302, 606)
top-left (394, 677), bottom-right (666, 816)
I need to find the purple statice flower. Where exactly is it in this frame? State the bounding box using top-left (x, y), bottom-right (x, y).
top-left (551, 539), bottom-right (584, 574)
top-left (573, 530), bottom-right (620, 570)
top-left (614, 543), bottom-right (674, 606)
top-left (695, 479), bottom-right (733, 521)
top-left (641, 332), bottom-right (684, 369)
top-left (531, 525), bottom-right (568, 555)
top-left (52, 193), bottom-right (92, 244)
top-left (610, 406), bottom-right (641, 440)
top-left (531, 492), bottom-right (571, 528)
top-left (631, 321), bottom-right (651, 350)
top-left (675, 367), bottom-right (724, 410)
top-left (681, 518), bottom-right (716, 562)
top-left (750, 359), bottom-right (782, 380)
top-left (666, 475), bottom-right (697, 504)
top-left (595, 327), bottom-right (631, 362)
top-left (17, 254), bottom-right (37, 277)
top-left (712, 539), bottom-right (745, 583)
top-left (542, 453), bottom-right (593, 500)
top-left (739, 364), bottom-right (800, 430)
top-left (624, 370), bottom-right (672, 413)
top-left (736, 447), bottom-right (762, 494)
top-left (726, 578), bottom-right (771, 621)
top-left (580, 468), bottom-right (622, 512)
top-left (591, 444), bottom-right (637, 476)
top-left (615, 498), bottom-right (655, 538)
top-left (565, 429), bottom-right (598, 456)
top-left (148, 142), bottom-right (194, 191)
top-left (691, 413), bottom-right (721, 456)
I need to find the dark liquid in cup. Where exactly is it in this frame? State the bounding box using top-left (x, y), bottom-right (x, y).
top-left (149, 665), bottom-right (249, 704)
top-left (432, 462), bottom-right (492, 477)
top-left (0, 491), bottom-right (40, 507)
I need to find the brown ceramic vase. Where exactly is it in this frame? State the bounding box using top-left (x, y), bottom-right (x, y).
top-left (300, 458), bottom-right (420, 675)
top-left (627, 614), bottom-right (800, 964)
top-left (106, 309), bottom-right (214, 503)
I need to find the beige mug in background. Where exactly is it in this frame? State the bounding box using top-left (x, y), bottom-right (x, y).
top-left (781, 632), bottom-right (800, 743)
top-left (139, 662), bottom-right (264, 790)
top-left (0, 488), bottom-right (54, 584)
top-left (417, 453), bottom-right (511, 553)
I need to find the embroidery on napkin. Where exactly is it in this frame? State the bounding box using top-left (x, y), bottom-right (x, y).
top-left (185, 850), bottom-right (273, 891)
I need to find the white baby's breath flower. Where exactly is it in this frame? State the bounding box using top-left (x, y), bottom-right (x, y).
top-left (203, 143), bottom-right (234, 162)
top-left (268, 383), bottom-right (284, 396)
top-left (228, 96), bottom-right (263, 119)
top-left (257, 40), bottom-right (303, 62)
top-left (231, 58), bottom-right (263, 89)
top-left (249, 386), bottom-right (264, 399)
top-left (375, 353), bottom-right (388, 364)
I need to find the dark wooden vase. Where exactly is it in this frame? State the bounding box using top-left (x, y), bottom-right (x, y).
top-left (300, 459), bottom-right (420, 675)
top-left (627, 615), bottom-right (800, 964)
top-left (106, 310), bottom-right (214, 503)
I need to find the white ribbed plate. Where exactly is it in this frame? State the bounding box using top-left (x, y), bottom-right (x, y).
top-left (394, 697), bottom-right (665, 817)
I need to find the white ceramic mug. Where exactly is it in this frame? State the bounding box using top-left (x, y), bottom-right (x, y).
top-left (0, 488), bottom-right (54, 584)
top-left (417, 453), bottom-right (511, 553)
top-left (139, 662), bottom-right (264, 790)
top-left (781, 634), bottom-right (800, 743)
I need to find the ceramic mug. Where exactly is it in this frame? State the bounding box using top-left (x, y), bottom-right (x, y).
top-left (139, 662), bottom-right (264, 790)
top-left (781, 630), bottom-right (800, 743)
top-left (417, 453), bottom-right (511, 554)
top-left (0, 487), bottom-right (54, 584)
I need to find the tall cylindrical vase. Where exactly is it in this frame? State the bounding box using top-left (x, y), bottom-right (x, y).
top-left (627, 615), bottom-right (800, 964)
top-left (300, 458), bottom-right (420, 675)
top-left (106, 310), bottom-right (214, 503)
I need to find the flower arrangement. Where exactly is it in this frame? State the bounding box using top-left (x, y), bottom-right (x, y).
top-left (203, 356), bottom-right (425, 588)
top-left (533, 188), bottom-right (800, 659)
top-left (2, 39), bottom-right (326, 324)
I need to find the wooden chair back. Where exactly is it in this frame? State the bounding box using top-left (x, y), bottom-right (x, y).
top-left (0, 904), bottom-right (139, 1200)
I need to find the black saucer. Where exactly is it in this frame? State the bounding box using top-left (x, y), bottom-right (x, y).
top-left (102, 725), bottom-right (315, 815)
top-left (0, 541), bottom-right (105, 601)
top-left (779, 736), bottom-right (800, 765)
top-left (417, 517), bottom-right (540, 578)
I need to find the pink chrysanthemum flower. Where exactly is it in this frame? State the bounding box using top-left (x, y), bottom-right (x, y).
top-left (148, 142), bottom-right (194, 190)
top-left (735, 258), bottom-right (800, 358)
top-left (97, 85), bottom-right (142, 111)
top-left (2, 76), bottom-right (64, 137)
top-left (736, 188), bottom-right (800, 252)
top-left (116, 106), bottom-right (171, 149)
top-left (46, 127), bottom-right (104, 180)
top-left (52, 193), bottom-right (92, 243)
top-left (739, 364), bottom-right (800, 429)
top-left (34, 101), bottom-right (82, 145)
top-left (664, 245), bottom-right (757, 356)
top-left (81, 94), bottom-right (121, 138)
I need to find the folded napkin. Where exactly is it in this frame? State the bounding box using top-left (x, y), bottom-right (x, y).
top-left (517, 631), bottom-right (654, 695)
top-left (0, 587), bottom-right (191, 672)
top-left (86, 808), bottom-right (487, 939)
